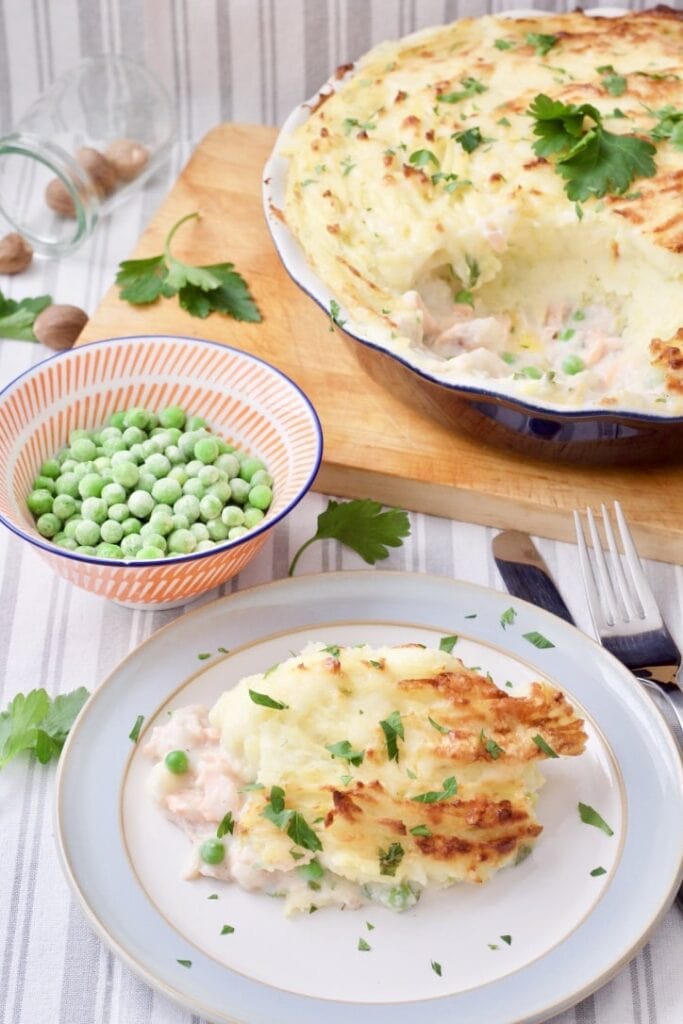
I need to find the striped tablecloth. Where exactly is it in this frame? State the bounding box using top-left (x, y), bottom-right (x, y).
top-left (0, 2), bottom-right (681, 1022)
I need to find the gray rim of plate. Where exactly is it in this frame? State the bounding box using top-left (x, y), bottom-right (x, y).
top-left (55, 570), bottom-right (683, 1024)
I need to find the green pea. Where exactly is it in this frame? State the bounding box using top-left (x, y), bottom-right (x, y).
top-left (250, 470), bottom-right (273, 488)
top-left (135, 545), bottom-right (164, 560)
top-left (194, 438), bottom-right (219, 464)
top-left (228, 526), bottom-right (248, 541)
top-left (27, 489), bottom-right (54, 516)
top-left (60, 458), bottom-right (77, 474)
top-left (563, 355), bottom-right (585, 376)
top-left (173, 495), bottom-right (200, 523)
top-left (149, 510), bottom-right (174, 537)
top-left (138, 529), bottom-right (167, 551)
top-left (200, 838), bottom-right (224, 864)
top-left (99, 427), bottom-right (122, 443)
top-left (122, 425), bottom-right (146, 447)
top-left (248, 484), bottom-right (272, 511)
top-left (75, 545), bottom-right (97, 555)
top-left (221, 505), bottom-right (244, 528)
top-left (215, 453), bottom-right (240, 478)
top-left (172, 513), bottom-right (190, 531)
top-left (94, 456), bottom-right (113, 473)
top-left (168, 466), bottom-right (188, 486)
top-left (102, 482), bottom-right (127, 507)
top-left (188, 415), bottom-right (207, 431)
top-left (70, 437), bottom-right (97, 462)
top-left (151, 477), bottom-right (182, 505)
top-left (167, 528), bottom-right (197, 554)
top-left (109, 411), bottom-right (126, 430)
top-left (182, 478), bottom-right (205, 499)
top-left (243, 507), bottom-right (265, 529)
top-left (63, 518), bottom-right (83, 539)
top-left (121, 517), bottom-right (142, 536)
top-left (100, 519), bottom-right (124, 544)
top-left (40, 459), bottom-right (61, 480)
top-left (151, 429), bottom-right (174, 451)
top-left (239, 456), bottom-right (265, 482)
top-left (121, 533), bottom-right (144, 557)
top-left (129, 443), bottom-right (145, 463)
top-left (36, 512), bottom-right (61, 537)
top-left (81, 497), bottom-right (108, 524)
top-left (208, 480), bottom-right (232, 504)
top-left (72, 461), bottom-right (95, 482)
top-left (101, 436), bottom-right (127, 456)
top-left (229, 478), bottom-right (250, 505)
top-left (145, 453), bottom-right (171, 479)
top-left (190, 522), bottom-right (209, 541)
top-left (178, 432), bottom-right (199, 460)
top-left (159, 406), bottom-right (186, 429)
top-left (52, 494), bottom-right (77, 520)
top-left (165, 444), bottom-right (183, 465)
top-left (69, 429), bottom-right (92, 444)
top-left (141, 437), bottom-right (164, 458)
top-left (196, 540), bottom-right (215, 552)
top-left (112, 461), bottom-right (140, 489)
top-left (136, 472), bottom-right (157, 494)
top-left (57, 537), bottom-right (79, 551)
top-left (164, 749), bottom-right (189, 773)
top-left (199, 494), bottom-right (222, 521)
top-left (123, 407), bottom-right (151, 431)
top-left (108, 503), bottom-right (129, 523)
top-left (185, 459), bottom-right (203, 478)
top-left (128, 490), bottom-right (155, 519)
top-left (56, 473), bottom-right (79, 498)
top-left (110, 449), bottom-right (136, 466)
top-left (78, 473), bottom-right (104, 499)
top-left (198, 465), bottom-right (220, 486)
top-left (96, 542), bottom-right (124, 559)
top-left (207, 518), bottom-right (229, 541)
top-left (33, 475), bottom-right (57, 495)
top-left (75, 520), bottom-right (101, 546)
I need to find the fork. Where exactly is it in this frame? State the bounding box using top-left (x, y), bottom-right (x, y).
top-left (573, 500), bottom-right (683, 747)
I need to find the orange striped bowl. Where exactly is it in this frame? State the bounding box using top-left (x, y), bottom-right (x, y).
top-left (0, 335), bottom-right (322, 608)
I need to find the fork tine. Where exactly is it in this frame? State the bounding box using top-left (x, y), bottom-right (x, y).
top-left (614, 500), bottom-right (660, 621)
top-left (601, 503), bottom-right (640, 621)
top-left (573, 510), bottom-right (606, 634)
top-left (585, 506), bottom-right (619, 626)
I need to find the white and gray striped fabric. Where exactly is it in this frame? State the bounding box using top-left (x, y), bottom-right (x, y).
top-left (0, 2), bottom-right (681, 1023)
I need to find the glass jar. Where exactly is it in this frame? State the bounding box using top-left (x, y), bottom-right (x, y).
top-left (0, 56), bottom-right (174, 256)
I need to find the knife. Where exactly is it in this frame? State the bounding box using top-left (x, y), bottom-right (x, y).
top-left (492, 530), bottom-right (575, 625)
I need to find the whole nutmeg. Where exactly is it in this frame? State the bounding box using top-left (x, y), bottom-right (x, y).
top-left (0, 233), bottom-right (33, 274)
top-left (75, 147), bottom-right (118, 198)
top-left (104, 138), bottom-right (150, 182)
top-left (33, 304), bottom-right (89, 351)
top-left (45, 178), bottom-right (77, 218)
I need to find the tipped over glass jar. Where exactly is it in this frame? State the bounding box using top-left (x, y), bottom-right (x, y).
top-left (0, 56), bottom-right (174, 256)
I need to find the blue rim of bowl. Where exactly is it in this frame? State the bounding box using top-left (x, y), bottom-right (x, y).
top-left (262, 16), bottom-right (683, 427)
top-left (0, 334), bottom-right (324, 568)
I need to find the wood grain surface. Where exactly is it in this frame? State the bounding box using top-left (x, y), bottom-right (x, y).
top-left (78, 123), bottom-right (683, 564)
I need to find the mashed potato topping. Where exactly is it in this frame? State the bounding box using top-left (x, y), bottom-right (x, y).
top-left (145, 642), bottom-right (587, 914)
top-left (282, 8), bottom-right (683, 413)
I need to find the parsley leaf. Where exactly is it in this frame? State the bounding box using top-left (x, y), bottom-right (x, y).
top-left (437, 77), bottom-right (487, 103)
top-left (494, 39), bottom-right (515, 51)
top-left (410, 824), bottom-right (432, 837)
top-left (216, 812), bottom-right (234, 838)
top-left (649, 106), bottom-right (683, 150)
top-left (0, 291), bottom-right (53, 341)
top-left (379, 842), bottom-right (405, 876)
top-left (329, 298), bottom-right (346, 330)
top-left (220, 924), bottom-right (235, 935)
top-left (527, 94), bottom-right (657, 201)
top-left (532, 734), bottom-right (559, 758)
top-left (262, 786), bottom-right (323, 851)
top-left (412, 776), bottom-right (458, 803)
top-left (591, 866), bottom-right (607, 877)
top-left (431, 960), bottom-right (442, 975)
top-left (409, 149), bottom-right (439, 168)
top-left (598, 65), bottom-right (627, 97)
top-left (379, 710), bottom-right (404, 762)
top-left (176, 959), bottom-right (192, 968)
top-left (480, 730), bottom-right (504, 759)
top-left (500, 607), bottom-right (516, 629)
top-left (248, 689), bottom-right (289, 710)
top-left (129, 714), bottom-right (144, 743)
top-left (116, 212), bottom-right (261, 322)
top-left (453, 127), bottom-right (484, 153)
top-left (454, 289), bottom-right (473, 306)
top-left (288, 499), bottom-right (410, 575)
top-left (358, 937), bottom-right (371, 951)
top-left (428, 716), bottom-right (450, 735)
top-left (439, 635), bottom-right (458, 653)
top-left (523, 631), bottom-right (555, 649)
top-left (326, 740), bottom-right (364, 766)
top-left (578, 802), bottom-right (614, 837)
top-left (501, 934), bottom-right (512, 945)
top-left (526, 33), bottom-right (558, 56)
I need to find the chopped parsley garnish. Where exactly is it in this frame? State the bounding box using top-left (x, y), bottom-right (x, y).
top-left (500, 606), bottom-right (517, 629)
top-left (197, 652), bottom-right (211, 660)
top-left (264, 662), bottom-right (280, 677)
top-left (340, 156), bottom-right (356, 176)
top-left (248, 689), bottom-right (288, 710)
top-left (290, 848), bottom-right (305, 860)
top-left (597, 65), bottom-right (627, 97)
top-left (369, 660), bottom-right (383, 669)
top-left (326, 740), bottom-right (364, 766)
top-left (439, 635), bottom-right (458, 653)
top-left (207, 893), bottom-right (219, 899)
top-left (410, 824), bottom-right (432, 837)
top-left (578, 802), bottom-right (614, 837)
top-left (494, 39), bottom-right (515, 51)
top-left (505, 680), bottom-right (514, 688)
top-left (412, 776), bottom-right (458, 803)
top-left (379, 710), bottom-right (404, 762)
top-left (340, 773), bottom-right (353, 786)
top-left (431, 171), bottom-right (470, 192)
top-left (649, 106), bottom-right (683, 150)
top-left (406, 768), bottom-right (417, 779)
top-left (464, 613), bottom-right (477, 619)
top-left (455, 289), bottom-right (473, 306)
top-left (176, 959), bottom-right (192, 968)
top-left (527, 93), bottom-right (657, 201)
top-left (526, 32), bottom-right (558, 56)
top-left (217, 646), bottom-right (229, 654)
top-left (358, 937), bottom-right (371, 951)
top-left (437, 77), bottom-right (487, 103)
top-left (558, 328), bottom-right (575, 341)
top-left (366, 921), bottom-right (375, 931)
top-left (217, 811), bottom-right (234, 837)
top-left (240, 782), bottom-right (265, 792)
top-left (497, 116), bottom-right (511, 127)
top-left (480, 730), bottom-right (504, 759)
top-left (409, 148), bottom-right (439, 168)
top-left (342, 117), bottom-right (376, 134)
top-left (323, 644), bottom-right (341, 658)
top-left (453, 127), bottom-right (484, 153)
top-left (466, 255), bottom-right (481, 286)
top-left (532, 734), bottom-right (559, 758)
top-left (488, 943), bottom-right (499, 951)
top-left (328, 299), bottom-right (346, 332)
top-left (428, 716), bottom-right (450, 735)
top-left (262, 785), bottom-right (323, 851)
top-left (501, 934), bottom-right (512, 945)
top-left (591, 866), bottom-right (607, 877)
top-left (379, 842), bottom-right (405, 876)
top-left (523, 630), bottom-right (555, 649)
top-left (220, 925), bottom-right (235, 935)
top-left (129, 714), bottom-right (144, 743)
top-left (297, 858), bottom-right (324, 887)
top-left (431, 960), bottom-right (442, 976)
top-left (288, 498), bottom-right (410, 575)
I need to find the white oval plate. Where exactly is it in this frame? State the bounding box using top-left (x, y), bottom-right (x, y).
top-left (56, 571), bottom-right (683, 1024)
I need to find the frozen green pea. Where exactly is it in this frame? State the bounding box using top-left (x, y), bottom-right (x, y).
top-left (151, 477), bottom-right (182, 505)
top-left (199, 494), bottom-right (222, 521)
top-left (94, 456), bottom-right (113, 472)
top-left (147, 412), bottom-right (160, 430)
top-left (155, 503), bottom-right (173, 516)
top-left (72, 461), bottom-right (95, 481)
top-left (123, 408), bottom-right (150, 431)
top-left (75, 545), bottom-right (97, 555)
top-left (174, 495), bottom-right (201, 523)
top-left (102, 482), bottom-right (127, 507)
top-left (121, 533), bottom-right (144, 556)
top-left (59, 458), bottom-right (77, 474)
top-left (178, 432), bottom-right (198, 459)
top-left (57, 537), bottom-right (79, 551)
top-left (190, 522), bottom-right (209, 541)
top-left (167, 528), bottom-right (197, 554)
top-left (250, 470), bottom-right (273, 488)
top-left (109, 411), bottom-right (126, 430)
top-left (75, 520), bottom-right (101, 546)
top-left (129, 443), bottom-right (145, 463)
top-left (56, 449), bottom-right (69, 464)
top-left (122, 425), bottom-right (146, 447)
top-left (69, 429), bottom-right (92, 444)
top-left (229, 478), bottom-right (250, 505)
top-left (185, 459), bottom-right (203, 478)
top-left (172, 513), bottom-right (190, 531)
top-left (221, 505), bottom-right (244, 528)
top-left (215, 453), bottom-right (240, 478)
top-left (63, 518), bottom-right (83, 539)
top-left (33, 475), bottom-right (57, 495)
top-left (243, 507), bottom-right (265, 529)
top-left (53, 531), bottom-right (66, 542)
top-left (40, 459), bottom-right (60, 480)
top-left (56, 473), bottom-right (79, 498)
top-left (71, 437), bottom-right (97, 462)
top-left (128, 490), bottom-right (155, 519)
top-left (102, 436), bottom-right (127, 456)
top-left (248, 484), bottom-right (272, 511)
top-left (196, 539), bottom-right (215, 552)
top-left (208, 480), bottom-right (231, 504)
top-left (159, 406), bottom-right (186, 429)
top-left (99, 426), bottom-right (122, 442)
top-left (151, 429), bottom-right (174, 450)
top-left (112, 461), bottom-right (140, 489)
top-left (187, 415), bottom-right (207, 431)
top-left (136, 472), bottom-right (156, 494)
top-left (77, 473), bottom-right (103, 499)
top-left (239, 456), bottom-right (264, 483)
top-left (198, 465), bottom-right (220, 486)
top-left (165, 444), bottom-right (183, 465)
top-left (207, 518), bottom-right (229, 541)
top-left (110, 449), bottom-right (135, 466)
top-left (139, 528), bottom-right (167, 551)
top-left (121, 517), bottom-right (142, 536)
top-left (165, 427), bottom-right (182, 444)
top-left (228, 526), bottom-right (248, 541)
top-left (168, 466), bottom-right (188, 485)
top-left (149, 510), bottom-right (174, 537)
top-left (135, 545), bottom-right (164, 560)
top-left (100, 519), bottom-right (124, 544)
top-left (108, 503), bottom-right (129, 523)
top-left (141, 437), bottom-right (163, 458)
top-left (52, 494), bottom-right (77, 520)
top-left (194, 437), bottom-right (219, 464)
top-left (96, 542), bottom-right (124, 559)
top-left (27, 489), bottom-right (54, 516)
top-left (145, 453), bottom-right (171, 479)
top-left (81, 497), bottom-right (108, 524)
top-left (183, 479), bottom-right (205, 499)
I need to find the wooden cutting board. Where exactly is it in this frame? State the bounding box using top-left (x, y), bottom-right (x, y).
top-left (79, 123), bottom-right (683, 564)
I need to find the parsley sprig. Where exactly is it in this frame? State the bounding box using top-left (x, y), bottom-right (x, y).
top-left (0, 687), bottom-right (89, 769)
top-left (116, 212), bottom-right (261, 322)
top-left (527, 94), bottom-right (657, 201)
top-left (261, 785), bottom-right (322, 852)
top-left (288, 499), bottom-right (410, 575)
top-left (0, 291), bottom-right (52, 341)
